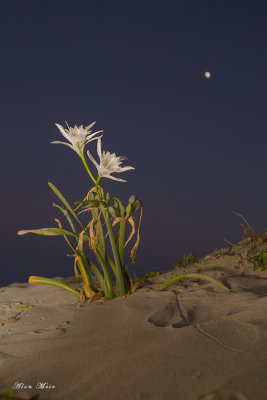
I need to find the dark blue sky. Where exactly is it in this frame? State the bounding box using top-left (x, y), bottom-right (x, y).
top-left (2, 1), bottom-right (267, 286)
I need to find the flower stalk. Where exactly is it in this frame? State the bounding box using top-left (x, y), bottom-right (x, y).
top-left (80, 151), bottom-right (97, 184)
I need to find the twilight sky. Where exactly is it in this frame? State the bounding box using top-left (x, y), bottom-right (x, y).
top-left (1, 1), bottom-right (267, 286)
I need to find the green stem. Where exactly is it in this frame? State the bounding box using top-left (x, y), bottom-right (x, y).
top-left (95, 176), bottom-right (102, 199)
top-left (102, 209), bottom-right (126, 296)
top-left (80, 151), bottom-right (96, 184)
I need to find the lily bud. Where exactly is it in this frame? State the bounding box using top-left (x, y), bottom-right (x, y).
top-left (125, 203), bottom-right (132, 218)
top-left (128, 194), bottom-right (136, 205)
top-left (109, 206), bottom-right (118, 218)
top-left (113, 200), bottom-right (119, 210)
top-left (132, 200), bottom-right (141, 212)
top-left (106, 192), bottom-right (110, 205)
top-left (119, 202), bottom-right (125, 217)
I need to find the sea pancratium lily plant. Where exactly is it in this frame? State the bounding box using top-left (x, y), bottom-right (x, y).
top-left (18, 122), bottom-right (143, 301)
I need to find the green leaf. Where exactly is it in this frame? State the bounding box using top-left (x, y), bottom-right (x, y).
top-left (94, 250), bottom-right (113, 299)
top-left (140, 271), bottom-right (160, 279)
top-left (97, 219), bottom-right (105, 259)
top-left (149, 271), bottom-right (160, 277)
top-left (106, 254), bottom-right (117, 276)
top-left (18, 227), bottom-right (78, 238)
top-left (29, 276), bottom-right (80, 298)
top-left (0, 387), bottom-right (15, 398)
top-left (88, 192), bottom-right (95, 201)
top-left (48, 182), bottom-right (84, 229)
top-left (183, 253), bottom-right (191, 263)
top-left (249, 250), bottom-right (267, 272)
top-left (173, 262), bottom-right (184, 267)
top-left (74, 200), bottom-right (106, 208)
top-left (183, 253), bottom-right (198, 264)
top-left (53, 203), bottom-right (77, 234)
top-left (156, 273), bottom-right (230, 292)
top-left (86, 258), bottom-right (105, 289)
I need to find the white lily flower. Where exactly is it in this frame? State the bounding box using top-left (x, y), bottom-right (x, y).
top-left (52, 122), bottom-right (103, 156)
top-left (87, 137), bottom-right (135, 182)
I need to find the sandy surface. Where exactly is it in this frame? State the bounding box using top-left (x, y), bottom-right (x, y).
top-left (1, 234), bottom-right (267, 400)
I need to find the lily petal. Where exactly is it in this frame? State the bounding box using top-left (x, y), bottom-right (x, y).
top-left (102, 174), bottom-right (127, 182)
top-left (55, 124), bottom-right (71, 142)
top-left (53, 121), bottom-right (103, 156)
top-left (97, 136), bottom-right (102, 160)
top-left (87, 149), bottom-right (99, 170)
top-left (87, 137), bottom-right (134, 182)
top-left (85, 134), bottom-right (103, 146)
top-left (86, 121), bottom-right (96, 130)
top-left (115, 166), bottom-right (135, 172)
top-left (50, 141), bottom-right (77, 152)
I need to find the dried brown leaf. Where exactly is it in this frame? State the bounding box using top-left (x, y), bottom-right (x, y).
top-left (111, 217), bottom-right (125, 226)
top-left (86, 186), bottom-right (97, 199)
top-left (54, 218), bottom-right (62, 228)
top-left (83, 285), bottom-right (97, 298)
top-left (89, 212), bottom-right (99, 252)
top-left (78, 288), bottom-right (87, 303)
top-left (77, 231), bottom-right (84, 251)
top-left (125, 265), bottom-right (134, 289)
top-left (91, 291), bottom-right (103, 302)
top-left (130, 206), bottom-right (143, 263)
top-left (124, 216), bottom-right (135, 248)
top-left (131, 281), bottom-right (143, 293)
top-left (74, 258), bottom-right (81, 282)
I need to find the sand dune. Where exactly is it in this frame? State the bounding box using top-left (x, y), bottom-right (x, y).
top-left (1, 235), bottom-right (267, 400)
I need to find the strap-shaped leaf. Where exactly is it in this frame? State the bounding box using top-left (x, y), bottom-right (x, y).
top-left (74, 199), bottom-right (101, 205)
top-left (18, 227), bottom-right (78, 237)
top-left (106, 254), bottom-right (117, 276)
top-left (97, 219), bottom-right (105, 259)
top-left (86, 257), bottom-right (105, 289)
top-left (75, 200), bottom-right (107, 210)
top-left (29, 276), bottom-right (80, 297)
top-left (53, 203), bottom-right (77, 234)
top-left (95, 249), bottom-right (113, 299)
top-left (48, 182), bottom-right (84, 229)
top-left (156, 273), bottom-right (230, 291)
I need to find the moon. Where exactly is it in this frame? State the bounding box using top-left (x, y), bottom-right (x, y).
top-left (204, 71), bottom-right (211, 79)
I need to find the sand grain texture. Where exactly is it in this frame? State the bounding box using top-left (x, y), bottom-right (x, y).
top-left (1, 237), bottom-right (267, 400)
